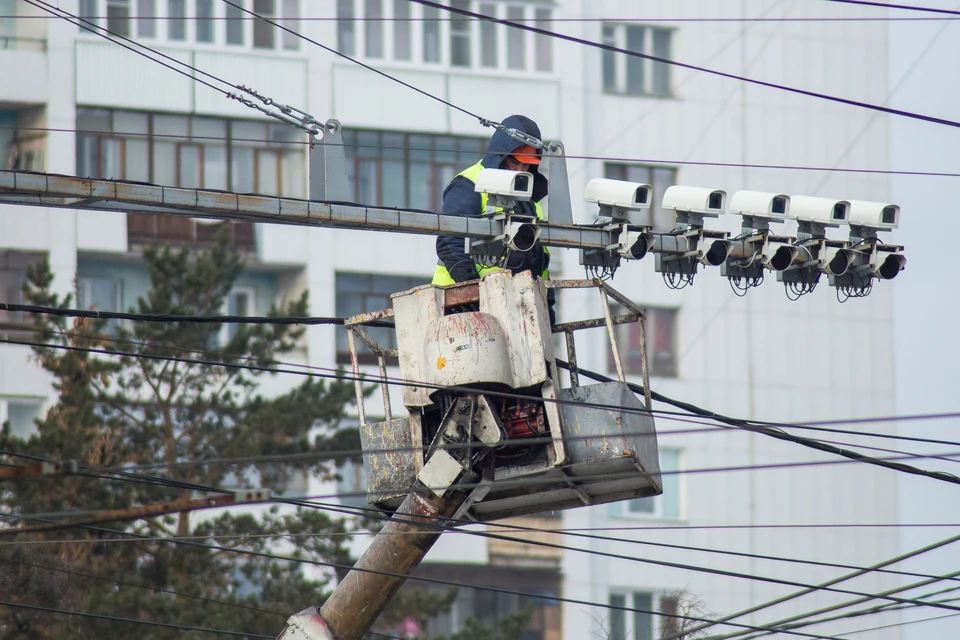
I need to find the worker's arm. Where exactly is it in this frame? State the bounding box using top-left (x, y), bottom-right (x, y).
top-left (437, 176), bottom-right (484, 283)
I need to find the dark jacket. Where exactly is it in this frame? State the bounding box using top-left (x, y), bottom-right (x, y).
top-left (436, 115), bottom-right (551, 284)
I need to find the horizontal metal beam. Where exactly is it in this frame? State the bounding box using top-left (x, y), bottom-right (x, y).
top-left (0, 171), bottom-right (612, 251)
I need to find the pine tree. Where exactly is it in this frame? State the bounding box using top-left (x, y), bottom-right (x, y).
top-left (0, 231), bottom-right (358, 638)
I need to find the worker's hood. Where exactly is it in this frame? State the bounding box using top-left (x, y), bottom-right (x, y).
top-left (480, 115), bottom-right (549, 203)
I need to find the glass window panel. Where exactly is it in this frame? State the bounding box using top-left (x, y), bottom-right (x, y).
top-left (356, 130), bottom-right (379, 158)
top-left (535, 8), bottom-right (552, 71)
top-left (282, 0), bottom-right (299, 50)
top-left (632, 593), bottom-right (653, 640)
top-left (408, 134), bottom-right (431, 162)
top-left (602, 25), bottom-right (616, 92)
top-left (197, 0), bottom-right (215, 43)
top-left (506, 6), bottom-right (525, 69)
top-left (626, 26), bottom-right (646, 94)
top-left (106, 0), bottom-right (132, 37)
top-left (168, 0), bottom-right (186, 40)
top-left (179, 145), bottom-right (201, 188)
top-left (337, 0), bottom-right (355, 56)
top-left (192, 117), bottom-right (226, 140)
top-left (257, 149), bottom-right (279, 195)
top-left (231, 146), bottom-right (255, 191)
top-left (226, 0), bottom-right (244, 44)
top-left (393, 0), bottom-right (410, 60)
top-left (153, 114), bottom-right (189, 137)
top-left (449, 0), bottom-right (470, 67)
top-left (660, 448), bottom-right (680, 518)
top-left (101, 138), bottom-right (123, 179)
top-left (381, 132), bottom-right (404, 160)
top-left (78, 276), bottom-right (122, 334)
top-left (422, 6), bottom-right (440, 63)
top-left (232, 120), bottom-right (267, 142)
top-left (281, 149), bottom-right (305, 197)
top-left (6, 400), bottom-right (42, 439)
top-left (609, 594), bottom-right (626, 640)
top-left (125, 138), bottom-right (149, 182)
top-left (407, 162), bottom-right (430, 211)
top-left (137, 0), bottom-right (156, 38)
top-left (381, 161), bottom-right (405, 208)
top-left (434, 137), bottom-right (456, 163)
top-left (79, 0), bottom-right (98, 30)
top-left (479, 4), bottom-right (497, 68)
top-left (152, 141), bottom-right (176, 186)
top-left (652, 308), bottom-right (677, 377)
top-left (113, 111), bottom-right (148, 135)
top-left (253, 0), bottom-right (276, 49)
top-left (365, 0), bottom-right (383, 58)
top-left (76, 136), bottom-right (99, 178)
top-left (77, 109), bottom-right (112, 133)
top-left (626, 165), bottom-right (651, 183)
top-left (435, 165), bottom-right (455, 208)
top-left (652, 29), bottom-right (672, 96)
top-left (204, 145), bottom-right (227, 190)
top-left (652, 167), bottom-right (676, 230)
top-left (357, 158), bottom-right (379, 204)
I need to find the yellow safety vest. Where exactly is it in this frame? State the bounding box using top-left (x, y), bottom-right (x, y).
top-left (432, 161), bottom-right (549, 286)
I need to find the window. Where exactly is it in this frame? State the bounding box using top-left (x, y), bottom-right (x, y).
top-left (106, 0), bottom-right (131, 37)
top-left (168, 0), bottom-right (185, 40)
top-left (449, 0), bottom-right (471, 67)
top-left (534, 8), bottom-right (552, 71)
top-left (281, 0), bottom-right (299, 50)
top-left (393, 0), bottom-right (410, 60)
top-left (608, 591), bottom-right (681, 640)
top-left (222, 287), bottom-right (254, 343)
top-left (196, 0), bottom-right (215, 43)
top-left (0, 252), bottom-right (43, 328)
top-left (479, 3), bottom-right (497, 68)
top-left (77, 276), bottom-right (123, 334)
top-left (609, 448), bottom-right (681, 519)
top-left (609, 305), bottom-right (678, 379)
top-left (0, 398), bottom-right (43, 440)
top-left (602, 23), bottom-right (674, 97)
top-left (422, 4), bottom-right (440, 63)
top-left (252, 0), bottom-right (275, 49)
top-left (336, 0), bottom-right (355, 56)
top-left (335, 272), bottom-right (425, 364)
top-left (226, 0), bottom-right (244, 44)
top-left (76, 109), bottom-right (306, 198)
top-left (137, 0), bottom-right (156, 38)
top-left (336, 129), bottom-right (485, 212)
top-left (604, 163), bottom-right (677, 231)
top-left (364, 0), bottom-right (383, 58)
top-left (79, 0), bottom-right (99, 30)
top-left (506, 6), bottom-right (525, 69)
top-left (336, 458), bottom-right (368, 509)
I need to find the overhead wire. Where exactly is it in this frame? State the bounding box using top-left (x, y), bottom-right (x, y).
top-left (3, 331), bottom-right (959, 488)
top-left (825, 0), bottom-right (960, 16)
top-left (0, 598), bottom-right (274, 638)
top-left (409, 0), bottom-right (960, 130)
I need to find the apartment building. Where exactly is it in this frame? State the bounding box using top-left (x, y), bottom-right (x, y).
top-left (0, 1), bottom-right (906, 638)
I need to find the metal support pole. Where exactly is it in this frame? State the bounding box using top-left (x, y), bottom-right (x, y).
top-left (276, 490), bottom-right (466, 640)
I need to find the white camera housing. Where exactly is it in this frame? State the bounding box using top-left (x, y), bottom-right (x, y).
top-left (474, 169), bottom-right (533, 200)
top-left (729, 191), bottom-right (791, 221)
top-left (847, 200), bottom-right (900, 230)
top-left (789, 196), bottom-right (850, 227)
top-left (661, 186), bottom-right (727, 217)
top-left (584, 178), bottom-right (652, 210)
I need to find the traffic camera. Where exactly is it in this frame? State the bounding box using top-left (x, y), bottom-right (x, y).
top-left (584, 178), bottom-right (652, 226)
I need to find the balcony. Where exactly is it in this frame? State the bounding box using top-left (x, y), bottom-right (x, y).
top-left (127, 214), bottom-right (255, 252)
top-left (0, 9), bottom-right (48, 105)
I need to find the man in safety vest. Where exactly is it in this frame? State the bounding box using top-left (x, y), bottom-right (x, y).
top-left (433, 114), bottom-right (556, 322)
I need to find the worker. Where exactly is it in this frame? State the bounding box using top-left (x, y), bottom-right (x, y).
top-left (433, 114), bottom-right (556, 323)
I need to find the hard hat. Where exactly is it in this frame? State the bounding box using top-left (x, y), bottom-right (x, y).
top-left (512, 144), bottom-right (541, 165)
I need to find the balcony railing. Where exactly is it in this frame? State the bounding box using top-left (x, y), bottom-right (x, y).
top-left (128, 214), bottom-right (256, 251)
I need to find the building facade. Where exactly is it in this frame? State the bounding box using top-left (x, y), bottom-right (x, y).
top-left (0, 1), bottom-right (908, 638)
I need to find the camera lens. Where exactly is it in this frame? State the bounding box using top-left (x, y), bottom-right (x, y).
top-left (708, 192), bottom-right (723, 210)
top-left (882, 206), bottom-right (897, 225)
top-left (634, 186), bottom-right (649, 205)
top-left (514, 175), bottom-right (530, 192)
top-left (772, 197), bottom-right (786, 215)
top-left (833, 203), bottom-right (847, 220)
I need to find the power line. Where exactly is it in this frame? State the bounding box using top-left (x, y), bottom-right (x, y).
top-left (8, 123), bottom-right (960, 179)
top-left (409, 0), bottom-right (960, 131)
top-left (4, 333), bottom-right (960, 489)
top-left (27, 0), bottom-right (323, 135)
top-left (0, 598), bottom-right (274, 638)
top-left (825, 0), bottom-right (960, 17)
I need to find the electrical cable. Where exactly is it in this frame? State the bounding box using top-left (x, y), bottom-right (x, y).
top-left (410, 0), bottom-right (960, 131)
top-left (0, 598), bottom-right (274, 638)
top-left (26, 0), bottom-right (323, 135)
top-left (825, 0), bottom-right (960, 16)
top-left (3, 333), bottom-right (960, 489)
